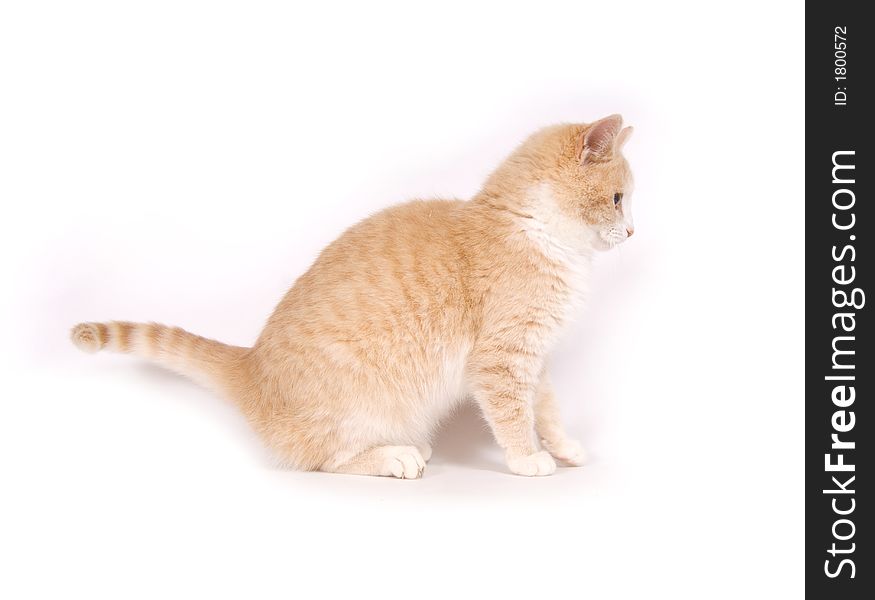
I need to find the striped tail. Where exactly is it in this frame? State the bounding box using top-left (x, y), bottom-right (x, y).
top-left (71, 321), bottom-right (249, 395)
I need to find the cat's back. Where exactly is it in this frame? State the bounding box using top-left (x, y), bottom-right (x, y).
top-left (258, 198), bottom-right (472, 348)
top-left (306, 197), bottom-right (467, 295)
top-left (331, 198), bottom-right (466, 263)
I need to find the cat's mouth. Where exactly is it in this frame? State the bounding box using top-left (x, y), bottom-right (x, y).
top-left (595, 227), bottom-right (629, 250)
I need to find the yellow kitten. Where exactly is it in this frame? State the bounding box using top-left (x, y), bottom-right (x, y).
top-left (71, 114), bottom-right (635, 478)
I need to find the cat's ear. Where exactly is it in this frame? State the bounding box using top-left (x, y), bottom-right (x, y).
top-left (580, 114), bottom-right (623, 165)
top-left (615, 126), bottom-right (634, 152)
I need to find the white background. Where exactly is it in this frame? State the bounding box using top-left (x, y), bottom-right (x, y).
top-left (0, 1), bottom-right (804, 598)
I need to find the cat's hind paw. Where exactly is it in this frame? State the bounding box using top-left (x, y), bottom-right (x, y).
top-left (543, 438), bottom-right (588, 467)
top-left (381, 446), bottom-right (426, 479)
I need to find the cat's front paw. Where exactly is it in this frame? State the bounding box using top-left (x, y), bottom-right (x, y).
top-left (506, 450), bottom-right (556, 477)
top-left (543, 438), bottom-right (588, 467)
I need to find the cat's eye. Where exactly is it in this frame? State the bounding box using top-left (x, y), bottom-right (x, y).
top-left (613, 192), bottom-right (623, 206)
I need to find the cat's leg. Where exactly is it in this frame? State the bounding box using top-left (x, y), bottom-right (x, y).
top-left (324, 445), bottom-right (427, 479)
top-left (534, 371), bottom-right (587, 467)
top-left (468, 348), bottom-right (556, 477)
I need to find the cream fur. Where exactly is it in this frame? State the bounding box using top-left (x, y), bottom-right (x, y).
top-left (71, 115), bottom-right (636, 478)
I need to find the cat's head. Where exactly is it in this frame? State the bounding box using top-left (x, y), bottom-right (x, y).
top-left (504, 115), bottom-right (634, 253)
top-left (547, 114), bottom-right (635, 251)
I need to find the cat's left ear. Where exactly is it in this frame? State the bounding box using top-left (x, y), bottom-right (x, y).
top-left (580, 114), bottom-right (623, 165)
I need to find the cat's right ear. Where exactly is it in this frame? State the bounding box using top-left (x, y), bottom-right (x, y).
top-left (615, 126), bottom-right (634, 152)
top-left (580, 114), bottom-right (623, 166)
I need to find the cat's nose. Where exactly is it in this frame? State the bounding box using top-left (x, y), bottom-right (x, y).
top-left (626, 226), bottom-right (635, 237)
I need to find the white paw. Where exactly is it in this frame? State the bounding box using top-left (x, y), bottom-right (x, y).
top-left (381, 446), bottom-right (426, 479)
top-left (544, 438), bottom-right (588, 467)
top-left (506, 450), bottom-right (556, 477)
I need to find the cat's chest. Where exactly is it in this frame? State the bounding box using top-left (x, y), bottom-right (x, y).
top-left (486, 260), bottom-right (591, 364)
top-left (545, 258), bottom-right (591, 331)
top-left (520, 238), bottom-right (593, 343)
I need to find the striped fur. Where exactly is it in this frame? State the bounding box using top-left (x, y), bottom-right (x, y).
top-left (71, 321), bottom-right (249, 396)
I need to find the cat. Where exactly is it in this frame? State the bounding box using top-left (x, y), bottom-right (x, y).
top-left (71, 114), bottom-right (635, 478)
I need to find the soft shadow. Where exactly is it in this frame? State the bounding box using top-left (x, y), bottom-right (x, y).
top-left (431, 403), bottom-right (502, 470)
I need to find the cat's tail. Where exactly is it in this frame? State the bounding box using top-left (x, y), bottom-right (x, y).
top-left (70, 321), bottom-right (250, 396)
